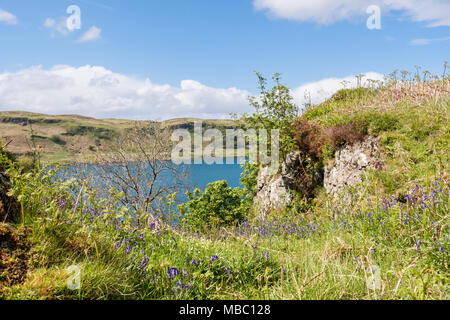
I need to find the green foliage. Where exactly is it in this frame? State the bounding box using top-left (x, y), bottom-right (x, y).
top-left (178, 180), bottom-right (245, 228)
top-left (178, 161), bottom-right (259, 228)
top-left (0, 147), bottom-right (15, 172)
top-left (238, 72), bottom-right (298, 161)
top-left (239, 161), bottom-right (259, 212)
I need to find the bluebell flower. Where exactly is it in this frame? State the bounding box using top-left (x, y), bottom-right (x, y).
top-left (190, 259), bottom-right (199, 266)
top-left (170, 267), bottom-right (179, 276)
top-left (438, 242), bottom-right (448, 254)
top-left (210, 255), bottom-right (218, 265)
top-left (167, 268), bottom-right (174, 281)
top-left (416, 240), bottom-right (421, 250)
top-left (140, 257), bottom-right (148, 269)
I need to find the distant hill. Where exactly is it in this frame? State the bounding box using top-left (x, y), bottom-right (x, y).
top-left (0, 111), bottom-right (240, 163)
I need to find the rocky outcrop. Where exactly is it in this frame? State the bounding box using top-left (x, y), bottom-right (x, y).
top-left (255, 165), bottom-right (292, 217)
top-left (255, 136), bottom-right (383, 215)
top-left (324, 136), bottom-right (382, 197)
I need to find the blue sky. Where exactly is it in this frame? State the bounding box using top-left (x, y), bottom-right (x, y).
top-left (0, 0), bottom-right (449, 120)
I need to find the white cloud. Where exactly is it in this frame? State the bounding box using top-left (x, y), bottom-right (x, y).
top-left (0, 8), bottom-right (18, 25)
top-left (0, 65), bottom-right (387, 120)
top-left (253, 0), bottom-right (450, 27)
top-left (0, 65), bottom-right (251, 120)
top-left (43, 17), bottom-right (72, 37)
top-left (292, 72), bottom-right (385, 109)
top-left (78, 26), bottom-right (102, 43)
top-left (409, 36), bottom-right (450, 46)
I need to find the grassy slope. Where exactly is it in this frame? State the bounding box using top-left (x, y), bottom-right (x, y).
top-left (0, 81), bottom-right (449, 300)
top-left (0, 111), bottom-right (238, 164)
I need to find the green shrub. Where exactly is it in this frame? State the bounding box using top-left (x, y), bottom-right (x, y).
top-left (178, 180), bottom-right (245, 228)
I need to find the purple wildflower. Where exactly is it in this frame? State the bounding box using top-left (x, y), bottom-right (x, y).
top-left (438, 242), bottom-right (448, 254)
top-left (140, 257), bottom-right (148, 269)
top-left (167, 268), bottom-right (173, 281)
top-left (170, 267), bottom-right (179, 276)
top-left (416, 240), bottom-right (421, 250)
top-left (210, 255), bottom-right (218, 265)
top-left (190, 259), bottom-right (199, 266)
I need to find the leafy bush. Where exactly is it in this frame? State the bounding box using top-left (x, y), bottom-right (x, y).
top-left (178, 180), bottom-right (246, 228)
top-left (239, 161), bottom-right (259, 213)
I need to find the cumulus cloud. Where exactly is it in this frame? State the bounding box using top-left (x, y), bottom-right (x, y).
top-left (0, 8), bottom-right (18, 25)
top-left (0, 65), bottom-right (386, 120)
top-left (78, 26), bottom-right (102, 43)
top-left (0, 65), bottom-right (251, 120)
top-left (291, 72), bottom-right (385, 110)
top-left (253, 0), bottom-right (450, 27)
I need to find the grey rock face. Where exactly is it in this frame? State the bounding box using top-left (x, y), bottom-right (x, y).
top-left (324, 136), bottom-right (382, 196)
top-left (254, 136), bottom-right (382, 215)
top-left (281, 150), bottom-right (301, 190)
top-left (255, 165), bottom-right (292, 217)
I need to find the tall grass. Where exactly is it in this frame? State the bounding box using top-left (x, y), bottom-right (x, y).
top-left (1, 161), bottom-right (448, 300)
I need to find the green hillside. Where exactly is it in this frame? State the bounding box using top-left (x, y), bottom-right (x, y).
top-left (0, 111), bottom-right (239, 163)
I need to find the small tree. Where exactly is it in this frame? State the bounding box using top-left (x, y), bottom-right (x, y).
top-left (77, 122), bottom-right (187, 218)
top-left (239, 72), bottom-right (298, 163)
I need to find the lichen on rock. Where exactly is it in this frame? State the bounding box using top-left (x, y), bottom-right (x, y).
top-left (254, 165), bottom-right (292, 217)
top-left (324, 136), bottom-right (383, 197)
